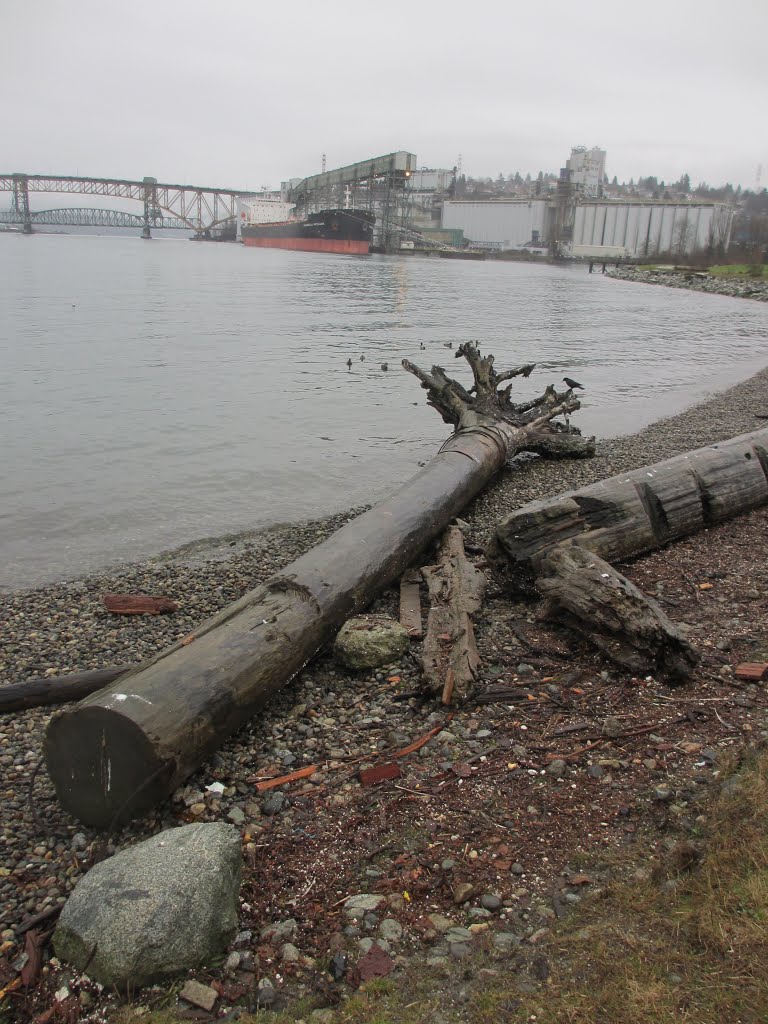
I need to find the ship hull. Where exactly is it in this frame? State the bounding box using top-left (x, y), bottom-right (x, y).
top-left (241, 209), bottom-right (374, 255)
top-left (242, 236), bottom-right (369, 254)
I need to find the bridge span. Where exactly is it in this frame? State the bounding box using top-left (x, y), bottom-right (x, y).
top-left (0, 173), bottom-right (260, 237)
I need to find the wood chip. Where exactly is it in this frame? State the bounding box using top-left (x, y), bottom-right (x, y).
top-left (102, 593), bottom-right (178, 615)
top-left (735, 662), bottom-right (768, 681)
top-left (359, 763), bottom-right (402, 787)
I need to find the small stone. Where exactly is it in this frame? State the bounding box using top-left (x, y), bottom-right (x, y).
top-left (227, 807), bottom-right (245, 825)
top-left (260, 918), bottom-right (297, 943)
top-left (358, 937), bottom-right (390, 954)
top-left (224, 951), bottom-right (241, 973)
top-left (179, 980), bottom-right (218, 1012)
top-left (492, 931), bottom-right (521, 951)
top-left (516, 663), bottom-right (534, 675)
top-left (602, 717), bottom-right (623, 738)
top-left (452, 882), bottom-right (475, 904)
top-left (441, 858), bottom-right (456, 871)
top-left (256, 978), bottom-right (276, 1006)
top-left (480, 893), bottom-right (502, 912)
top-left (280, 942), bottom-right (300, 962)
top-left (546, 759), bottom-right (566, 779)
top-left (643, 759), bottom-right (658, 771)
top-left (343, 893), bottom-right (386, 918)
top-left (587, 764), bottom-right (604, 779)
top-left (71, 833), bottom-right (88, 851)
top-left (445, 927), bottom-right (472, 944)
top-left (653, 784), bottom-right (673, 802)
top-left (427, 914), bottom-right (454, 934)
top-left (449, 942), bottom-right (471, 959)
top-left (510, 863), bottom-right (525, 875)
top-left (378, 919), bottom-right (403, 942)
top-left (261, 793), bottom-right (286, 816)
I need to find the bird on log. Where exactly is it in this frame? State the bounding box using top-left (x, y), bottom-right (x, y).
top-left (563, 376), bottom-right (584, 390)
top-left (43, 342), bottom-right (594, 829)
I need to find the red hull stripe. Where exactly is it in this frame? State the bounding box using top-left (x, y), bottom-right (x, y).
top-left (243, 237), bottom-right (369, 254)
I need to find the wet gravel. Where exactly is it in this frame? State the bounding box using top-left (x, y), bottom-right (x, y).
top-left (2, 361), bottom-right (768, 1010)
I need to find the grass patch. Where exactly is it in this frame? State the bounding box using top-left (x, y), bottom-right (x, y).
top-left (110, 749), bottom-right (768, 1024)
top-left (709, 264), bottom-right (768, 278)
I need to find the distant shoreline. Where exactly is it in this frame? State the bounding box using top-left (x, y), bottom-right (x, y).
top-left (606, 264), bottom-right (768, 301)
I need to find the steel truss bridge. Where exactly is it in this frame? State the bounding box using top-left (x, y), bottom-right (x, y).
top-left (0, 173), bottom-right (260, 237)
top-left (0, 207), bottom-right (189, 231)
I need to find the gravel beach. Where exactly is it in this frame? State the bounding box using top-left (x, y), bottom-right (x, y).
top-left (2, 353), bottom-right (768, 1018)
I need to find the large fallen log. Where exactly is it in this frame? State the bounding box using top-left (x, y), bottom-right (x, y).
top-left (44, 344), bottom-right (595, 827)
top-left (490, 427), bottom-right (768, 593)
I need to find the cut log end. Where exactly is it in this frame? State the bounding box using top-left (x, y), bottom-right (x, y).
top-left (43, 707), bottom-right (174, 828)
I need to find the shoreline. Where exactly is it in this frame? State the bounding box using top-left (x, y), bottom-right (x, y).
top-left (2, 363), bottom-right (768, 1018)
top-left (4, 358), bottom-right (768, 603)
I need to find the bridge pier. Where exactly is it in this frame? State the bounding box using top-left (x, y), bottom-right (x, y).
top-left (12, 173), bottom-right (33, 234)
top-left (141, 225), bottom-right (151, 239)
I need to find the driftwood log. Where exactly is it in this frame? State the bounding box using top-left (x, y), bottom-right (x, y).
top-left (0, 665), bottom-right (134, 714)
top-left (489, 427), bottom-right (768, 678)
top-left (421, 526), bottom-right (485, 703)
top-left (43, 344), bottom-right (593, 828)
top-left (491, 427), bottom-right (768, 590)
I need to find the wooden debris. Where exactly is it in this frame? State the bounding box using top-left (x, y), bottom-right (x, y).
top-left (389, 723), bottom-right (447, 759)
top-left (102, 593), bottom-right (178, 615)
top-left (255, 765), bottom-right (319, 792)
top-left (735, 662), bottom-right (768, 681)
top-left (421, 526), bottom-right (486, 704)
top-left (399, 571), bottom-right (424, 638)
top-left (359, 763), bottom-right (402, 786)
top-left (0, 664), bottom-right (134, 714)
top-left (537, 546), bottom-right (698, 682)
top-left (20, 930), bottom-right (45, 988)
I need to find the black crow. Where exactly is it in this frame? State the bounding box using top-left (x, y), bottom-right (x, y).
top-left (563, 376), bottom-right (584, 390)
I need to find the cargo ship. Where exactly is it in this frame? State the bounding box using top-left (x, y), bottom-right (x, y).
top-left (240, 195), bottom-right (375, 255)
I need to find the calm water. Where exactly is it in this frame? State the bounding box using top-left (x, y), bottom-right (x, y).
top-left (3, 233), bottom-right (768, 590)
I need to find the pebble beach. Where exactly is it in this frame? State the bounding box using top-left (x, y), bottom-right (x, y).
top-left (2, 277), bottom-right (768, 1015)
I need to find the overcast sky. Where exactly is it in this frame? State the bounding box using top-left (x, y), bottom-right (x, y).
top-left (3, 0), bottom-right (766, 191)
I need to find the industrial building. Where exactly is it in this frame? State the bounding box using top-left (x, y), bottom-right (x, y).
top-left (564, 146), bottom-right (606, 197)
top-left (442, 197), bottom-right (732, 259)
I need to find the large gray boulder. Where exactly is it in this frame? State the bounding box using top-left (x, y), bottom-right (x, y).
top-left (333, 615), bottom-right (409, 670)
top-left (53, 822), bottom-right (241, 989)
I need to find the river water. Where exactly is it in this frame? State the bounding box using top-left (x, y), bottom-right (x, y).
top-left (3, 233), bottom-right (768, 591)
